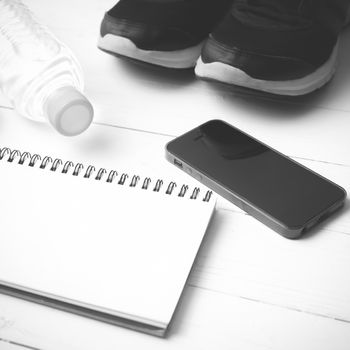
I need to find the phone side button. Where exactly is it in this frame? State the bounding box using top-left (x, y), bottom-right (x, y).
top-left (194, 172), bottom-right (202, 181)
top-left (186, 167), bottom-right (193, 175)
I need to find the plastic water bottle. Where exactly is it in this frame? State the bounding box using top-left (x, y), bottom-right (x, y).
top-left (0, 0), bottom-right (93, 136)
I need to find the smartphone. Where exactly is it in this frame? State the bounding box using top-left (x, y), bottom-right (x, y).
top-left (166, 119), bottom-right (346, 239)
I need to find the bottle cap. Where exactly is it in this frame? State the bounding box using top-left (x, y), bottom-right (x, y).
top-left (45, 86), bottom-right (94, 136)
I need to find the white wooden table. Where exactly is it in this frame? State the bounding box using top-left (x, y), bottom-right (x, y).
top-left (1, 1), bottom-right (350, 349)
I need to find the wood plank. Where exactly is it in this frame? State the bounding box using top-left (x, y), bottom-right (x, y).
top-left (14, 0), bottom-right (350, 167)
top-left (1, 286), bottom-right (350, 350)
top-left (0, 339), bottom-right (39, 350)
top-left (0, 109), bottom-right (349, 322)
top-left (191, 207), bottom-right (350, 322)
top-left (0, 1), bottom-right (350, 349)
top-left (0, 0), bottom-right (346, 163)
top-left (0, 107), bottom-right (349, 217)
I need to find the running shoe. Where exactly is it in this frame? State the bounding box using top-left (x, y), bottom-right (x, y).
top-left (98, 0), bottom-right (233, 69)
top-left (195, 0), bottom-right (350, 95)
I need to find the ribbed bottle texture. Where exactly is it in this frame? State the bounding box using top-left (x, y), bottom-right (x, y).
top-left (0, 0), bottom-right (93, 136)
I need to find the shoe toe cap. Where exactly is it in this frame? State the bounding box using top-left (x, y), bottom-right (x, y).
top-left (101, 14), bottom-right (197, 51)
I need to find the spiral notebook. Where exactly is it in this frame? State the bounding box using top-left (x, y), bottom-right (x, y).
top-left (0, 146), bottom-right (215, 337)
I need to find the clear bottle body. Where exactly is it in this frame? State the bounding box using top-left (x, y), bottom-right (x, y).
top-left (0, 0), bottom-right (93, 135)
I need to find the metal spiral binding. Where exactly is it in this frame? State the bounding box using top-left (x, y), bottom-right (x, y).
top-left (0, 147), bottom-right (213, 202)
top-left (19, 152), bottom-right (31, 165)
top-left (62, 161), bottom-right (74, 174)
top-left (130, 175), bottom-right (140, 187)
top-left (51, 158), bottom-right (62, 171)
top-left (118, 173), bottom-right (128, 185)
top-left (84, 165), bottom-right (95, 178)
top-left (142, 177), bottom-right (151, 189)
top-left (106, 170), bottom-right (117, 183)
top-left (8, 150), bottom-right (20, 162)
top-left (166, 182), bottom-right (176, 195)
top-left (29, 154), bottom-right (41, 167)
top-left (203, 190), bottom-right (213, 202)
top-left (178, 185), bottom-right (188, 197)
top-left (95, 168), bottom-right (107, 180)
top-left (73, 163), bottom-right (84, 176)
top-left (190, 187), bottom-right (200, 200)
top-left (40, 156), bottom-right (53, 169)
top-left (0, 148), bottom-right (10, 160)
top-left (153, 179), bottom-right (163, 192)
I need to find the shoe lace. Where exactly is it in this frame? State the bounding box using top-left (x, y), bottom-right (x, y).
top-left (232, 0), bottom-right (313, 29)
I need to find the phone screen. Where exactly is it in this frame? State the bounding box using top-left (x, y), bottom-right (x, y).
top-left (167, 120), bottom-right (345, 230)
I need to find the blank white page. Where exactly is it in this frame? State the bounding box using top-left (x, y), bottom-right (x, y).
top-left (0, 155), bottom-right (215, 331)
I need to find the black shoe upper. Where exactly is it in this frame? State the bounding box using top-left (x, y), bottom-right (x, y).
top-left (201, 0), bottom-right (350, 81)
top-left (101, 0), bottom-right (233, 51)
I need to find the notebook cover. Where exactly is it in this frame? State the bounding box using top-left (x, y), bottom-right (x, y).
top-left (0, 149), bottom-right (215, 336)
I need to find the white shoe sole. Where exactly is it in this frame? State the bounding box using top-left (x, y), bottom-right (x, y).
top-left (195, 42), bottom-right (339, 96)
top-left (98, 34), bottom-right (203, 69)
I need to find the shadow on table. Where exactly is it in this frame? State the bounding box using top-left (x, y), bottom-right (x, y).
top-left (106, 50), bottom-right (196, 89)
